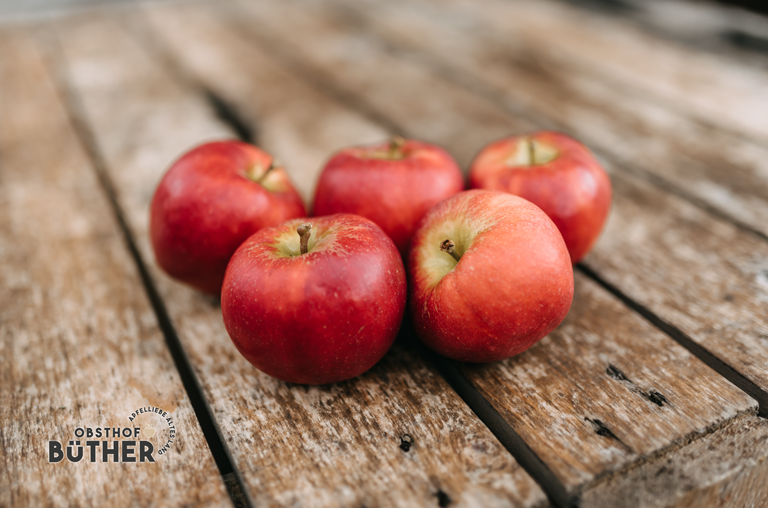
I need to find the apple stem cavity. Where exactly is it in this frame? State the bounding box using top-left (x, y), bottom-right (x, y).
top-left (245, 160), bottom-right (279, 184)
top-left (297, 223), bottom-right (312, 255)
top-left (527, 137), bottom-right (536, 165)
top-left (440, 239), bottom-right (461, 263)
top-left (389, 136), bottom-right (406, 158)
top-left (506, 136), bottom-right (558, 167)
top-left (258, 161), bottom-right (278, 183)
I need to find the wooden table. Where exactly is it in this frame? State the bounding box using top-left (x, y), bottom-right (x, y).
top-left (2, 0), bottom-right (768, 506)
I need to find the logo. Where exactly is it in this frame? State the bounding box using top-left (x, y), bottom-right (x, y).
top-left (48, 405), bottom-right (176, 464)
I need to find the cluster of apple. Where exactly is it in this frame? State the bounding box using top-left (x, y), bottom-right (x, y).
top-left (149, 131), bottom-right (611, 384)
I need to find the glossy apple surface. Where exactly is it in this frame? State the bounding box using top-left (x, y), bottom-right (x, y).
top-left (469, 131), bottom-right (611, 263)
top-left (221, 214), bottom-right (406, 385)
top-left (150, 140), bottom-right (306, 295)
top-left (409, 190), bottom-right (573, 362)
top-left (313, 137), bottom-right (464, 257)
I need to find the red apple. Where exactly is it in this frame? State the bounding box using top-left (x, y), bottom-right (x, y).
top-left (221, 214), bottom-right (406, 384)
top-left (469, 131), bottom-right (612, 263)
top-left (150, 140), bottom-right (306, 295)
top-left (409, 190), bottom-right (573, 362)
top-left (313, 137), bottom-right (464, 257)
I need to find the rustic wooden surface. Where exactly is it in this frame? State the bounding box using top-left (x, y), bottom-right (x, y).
top-left (317, 0), bottom-right (768, 397)
top-left (463, 273), bottom-right (755, 492)
top-left (2, 0), bottom-right (768, 506)
top-left (246, 0), bottom-right (768, 399)
top-left (137, 0), bottom-right (765, 498)
top-left (50, 9), bottom-right (548, 508)
top-left (581, 414), bottom-right (768, 508)
top-left (329, 0), bottom-right (768, 240)
top-left (0, 25), bottom-right (229, 507)
top-left (179, 0), bottom-right (766, 489)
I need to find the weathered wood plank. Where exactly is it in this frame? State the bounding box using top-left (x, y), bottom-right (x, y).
top-left (442, 0), bottom-right (768, 145)
top-left (0, 26), bottom-right (229, 507)
top-left (140, 1), bottom-right (522, 174)
top-left (148, 0), bottom-right (759, 495)
top-left (600, 0), bottom-right (768, 61)
top-left (581, 415), bottom-right (768, 508)
top-left (53, 7), bottom-right (549, 507)
top-left (326, 0), bottom-right (768, 241)
top-left (584, 163), bottom-right (768, 394)
top-left (240, 0), bottom-right (768, 398)
top-left (463, 273), bottom-right (758, 491)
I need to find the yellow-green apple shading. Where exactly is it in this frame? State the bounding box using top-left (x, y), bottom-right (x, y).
top-left (313, 137), bottom-right (464, 257)
top-left (409, 190), bottom-right (573, 362)
top-left (469, 131), bottom-right (612, 263)
top-left (221, 214), bottom-right (406, 384)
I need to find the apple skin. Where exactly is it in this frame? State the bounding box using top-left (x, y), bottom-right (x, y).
top-left (221, 214), bottom-right (407, 385)
top-left (469, 131), bottom-right (612, 263)
top-left (150, 140), bottom-right (306, 295)
top-left (312, 138), bottom-right (464, 257)
top-left (408, 190), bottom-right (573, 363)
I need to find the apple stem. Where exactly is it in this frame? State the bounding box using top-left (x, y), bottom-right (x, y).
top-left (389, 136), bottom-right (406, 158)
top-left (527, 137), bottom-right (536, 165)
top-left (297, 223), bottom-right (312, 255)
top-left (440, 239), bottom-right (461, 263)
top-left (258, 160), bottom-right (278, 183)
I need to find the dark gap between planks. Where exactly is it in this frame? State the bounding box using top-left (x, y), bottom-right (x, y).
top-left (205, 89), bottom-right (257, 144)
top-left (578, 263), bottom-right (768, 419)
top-left (41, 29), bottom-right (253, 508)
top-left (405, 324), bottom-right (578, 508)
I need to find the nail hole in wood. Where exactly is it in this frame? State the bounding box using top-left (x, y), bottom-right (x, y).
top-left (585, 417), bottom-right (621, 441)
top-left (606, 365), bottom-right (668, 407)
top-left (399, 434), bottom-right (414, 452)
top-left (647, 390), bottom-right (668, 407)
top-left (435, 489), bottom-right (452, 507)
top-left (606, 364), bottom-right (629, 382)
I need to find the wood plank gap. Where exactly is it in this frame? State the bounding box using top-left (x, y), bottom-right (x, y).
top-left (39, 27), bottom-right (252, 508)
top-left (576, 263), bottom-right (768, 419)
top-left (204, 88), bottom-right (256, 145)
top-left (145, 7), bottom-right (405, 140)
top-left (417, 338), bottom-right (577, 508)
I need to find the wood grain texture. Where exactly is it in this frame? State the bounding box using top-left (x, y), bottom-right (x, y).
top-left (580, 415), bottom-right (768, 508)
top-left (167, 0), bottom-right (760, 494)
top-left (239, 0), bottom-right (768, 396)
top-left (0, 26), bottom-right (229, 507)
top-left (151, 0), bottom-right (527, 172)
top-left (326, 0), bottom-right (768, 241)
top-left (53, 8), bottom-right (549, 507)
top-left (438, 0), bottom-right (768, 145)
top-left (136, 1), bottom-right (387, 205)
top-left (464, 273), bottom-right (757, 491)
top-left (586, 162), bottom-right (768, 393)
